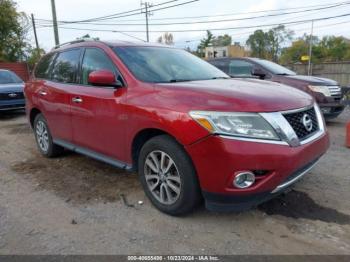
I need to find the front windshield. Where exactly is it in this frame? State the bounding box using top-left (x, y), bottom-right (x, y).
top-left (0, 71), bottom-right (23, 84)
top-left (254, 59), bottom-right (296, 75)
top-left (114, 46), bottom-right (229, 83)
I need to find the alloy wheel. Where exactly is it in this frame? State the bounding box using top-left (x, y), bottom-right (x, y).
top-left (144, 150), bottom-right (182, 205)
top-left (35, 120), bottom-right (49, 153)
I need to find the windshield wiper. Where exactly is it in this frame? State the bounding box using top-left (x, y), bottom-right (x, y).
top-left (211, 76), bottom-right (230, 79)
top-left (169, 79), bottom-right (192, 83)
top-left (276, 73), bottom-right (290, 76)
top-left (168, 77), bottom-right (229, 82)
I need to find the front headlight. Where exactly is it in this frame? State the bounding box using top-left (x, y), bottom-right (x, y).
top-left (189, 111), bottom-right (280, 140)
top-left (308, 85), bottom-right (331, 97)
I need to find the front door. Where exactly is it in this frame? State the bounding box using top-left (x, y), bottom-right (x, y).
top-left (70, 47), bottom-right (127, 162)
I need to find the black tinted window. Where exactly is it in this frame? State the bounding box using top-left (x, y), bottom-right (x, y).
top-left (35, 53), bottom-right (56, 79)
top-left (210, 60), bottom-right (229, 73)
top-left (229, 60), bottom-right (253, 76)
top-left (81, 48), bottom-right (118, 85)
top-left (52, 49), bottom-right (81, 83)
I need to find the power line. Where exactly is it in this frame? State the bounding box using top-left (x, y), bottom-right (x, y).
top-left (144, 0), bottom-right (350, 21)
top-left (54, 0), bottom-right (195, 23)
top-left (36, 25), bottom-right (147, 42)
top-left (175, 19), bottom-right (350, 45)
top-left (36, 13), bottom-right (350, 34)
top-left (36, 0), bottom-right (350, 23)
top-left (33, 18), bottom-right (350, 48)
top-left (113, 31), bottom-right (147, 42)
top-left (34, 2), bottom-right (350, 27)
top-left (60, 0), bottom-right (180, 23)
top-left (48, 13), bottom-right (350, 33)
top-left (34, 0), bottom-right (199, 44)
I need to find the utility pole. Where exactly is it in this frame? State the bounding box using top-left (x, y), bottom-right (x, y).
top-left (307, 20), bottom-right (314, 76)
top-left (50, 0), bottom-right (60, 46)
top-left (141, 1), bottom-right (152, 42)
top-left (31, 14), bottom-right (40, 50)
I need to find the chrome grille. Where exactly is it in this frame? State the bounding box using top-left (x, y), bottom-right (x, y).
top-left (283, 107), bottom-right (319, 140)
top-left (328, 86), bottom-right (342, 97)
top-left (0, 92), bottom-right (24, 100)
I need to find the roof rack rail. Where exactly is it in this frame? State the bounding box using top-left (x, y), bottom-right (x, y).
top-left (52, 38), bottom-right (97, 50)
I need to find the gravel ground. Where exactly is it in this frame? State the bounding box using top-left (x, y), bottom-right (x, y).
top-left (0, 108), bottom-right (349, 255)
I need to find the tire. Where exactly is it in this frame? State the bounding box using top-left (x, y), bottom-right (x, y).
top-left (138, 135), bottom-right (201, 216)
top-left (33, 113), bottom-right (64, 157)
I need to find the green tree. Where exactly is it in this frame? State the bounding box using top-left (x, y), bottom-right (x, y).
top-left (318, 36), bottom-right (350, 61)
top-left (246, 29), bottom-right (269, 58)
top-left (345, 48), bottom-right (350, 60)
top-left (280, 40), bottom-right (307, 64)
top-left (76, 34), bottom-right (99, 41)
top-left (212, 34), bottom-right (232, 46)
top-left (280, 34), bottom-right (319, 64)
top-left (267, 25), bottom-right (294, 62)
top-left (246, 25), bottom-right (294, 61)
top-left (157, 32), bottom-right (174, 45)
top-left (281, 34), bottom-right (350, 64)
top-left (26, 46), bottom-right (45, 70)
top-left (197, 30), bottom-right (214, 57)
top-left (0, 0), bottom-right (29, 62)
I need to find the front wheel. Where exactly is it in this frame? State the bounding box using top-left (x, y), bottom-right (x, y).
top-left (138, 135), bottom-right (201, 216)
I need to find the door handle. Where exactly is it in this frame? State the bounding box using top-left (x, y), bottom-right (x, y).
top-left (39, 90), bottom-right (47, 96)
top-left (72, 97), bottom-right (83, 103)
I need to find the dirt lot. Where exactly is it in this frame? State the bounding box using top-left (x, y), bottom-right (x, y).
top-left (0, 109), bottom-right (349, 255)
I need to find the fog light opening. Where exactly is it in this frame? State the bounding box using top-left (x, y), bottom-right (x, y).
top-left (321, 107), bottom-right (331, 114)
top-left (233, 172), bottom-right (255, 189)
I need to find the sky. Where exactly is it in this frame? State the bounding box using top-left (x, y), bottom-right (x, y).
top-left (16, 0), bottom-right (350, 51)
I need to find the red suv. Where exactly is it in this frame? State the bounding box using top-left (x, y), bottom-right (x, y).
top-left (25, 40), bottom-right (329, 215)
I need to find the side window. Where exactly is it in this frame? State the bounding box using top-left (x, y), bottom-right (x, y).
top-left (35, 53), bottom-right (56, 79)
top-left (81, 48), bottom-right (119, 85)
top-left (228, 60), bottom-right (253, 76)
top-left (210, 60), bottom-right (229, 74)
top-left (51, 49), bottom-right (81, 83)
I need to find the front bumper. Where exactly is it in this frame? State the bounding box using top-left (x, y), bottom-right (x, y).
top-left (0, 99), bottom-right (25, 111)
top-left (319, 102), bottom-right (345, 119)
top-left (185, 132), bottom-right (329, 212)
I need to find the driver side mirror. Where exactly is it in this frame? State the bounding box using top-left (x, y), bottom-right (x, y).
top-left (251, 67), bottom-right (266, 79)
top-left (88, 70), bottom-right (123, 88)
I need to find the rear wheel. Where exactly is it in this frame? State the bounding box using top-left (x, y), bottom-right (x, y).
top-left (34, 114), bottom-right (64, 157)
top-left (138, 135), bottom-right (201, 216)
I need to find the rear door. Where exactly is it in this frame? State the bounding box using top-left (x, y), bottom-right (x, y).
top-left (69, 47), bottom-right (127, 162)
top-left (35, 49), bottom-right (82, 142)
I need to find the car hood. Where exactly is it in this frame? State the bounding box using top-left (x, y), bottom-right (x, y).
top-left (0, 83), bottom-right (25, 93)
top-left (154, 79), bottom-right (313, 112)
top-left (284, 75), bottom-right (338, 85)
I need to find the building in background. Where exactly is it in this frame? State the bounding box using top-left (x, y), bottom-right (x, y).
top-left (205, 42), bottom-right (249, 59)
